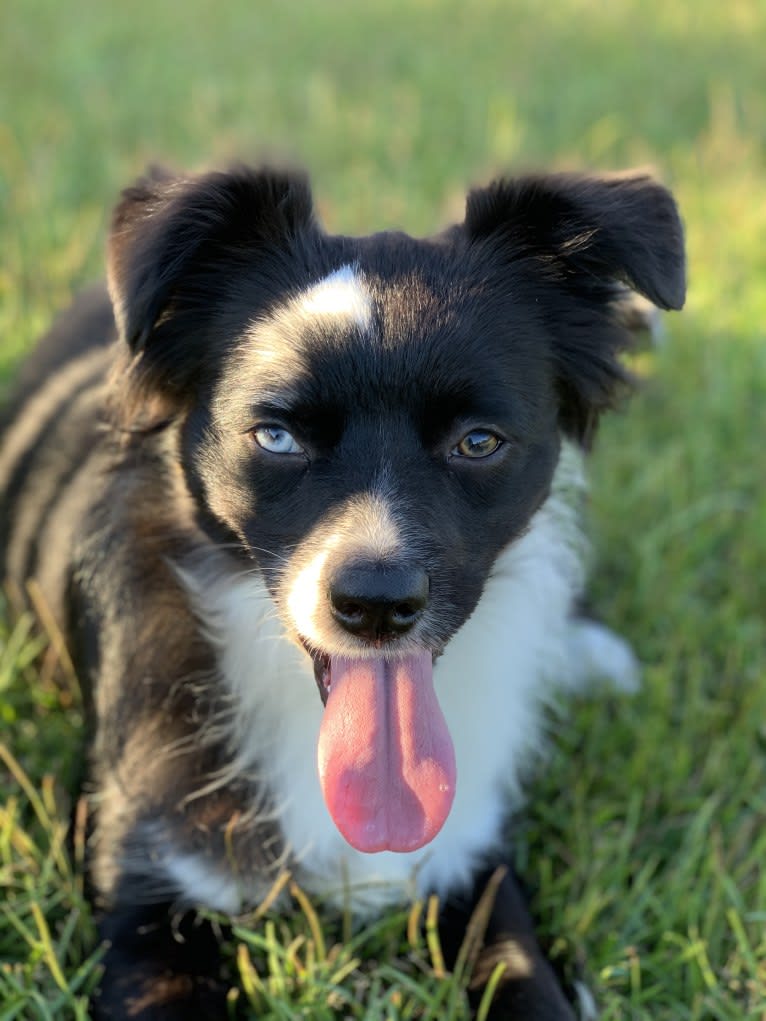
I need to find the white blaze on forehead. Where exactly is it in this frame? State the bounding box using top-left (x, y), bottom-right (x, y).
top-left (243, 265), bottom-right (373, 376)
top-left (297, 265), bottom-right (373, 330)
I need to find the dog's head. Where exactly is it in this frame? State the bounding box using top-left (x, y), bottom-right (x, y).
top-left (107, 164), bottom-right (685, 852)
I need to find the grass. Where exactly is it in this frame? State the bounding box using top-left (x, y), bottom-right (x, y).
top-left (1, 0), bottom-right (765, 1017)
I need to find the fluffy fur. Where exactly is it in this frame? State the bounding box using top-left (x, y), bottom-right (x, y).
top-left (0, 163), bottom-right (685, 1020)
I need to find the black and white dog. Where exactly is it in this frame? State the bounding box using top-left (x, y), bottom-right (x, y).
top-left (0, 164), bottom-right (684, 1018)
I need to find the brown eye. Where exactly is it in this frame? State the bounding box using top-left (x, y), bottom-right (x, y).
top-left (452, 430), bottom-right (503, 459)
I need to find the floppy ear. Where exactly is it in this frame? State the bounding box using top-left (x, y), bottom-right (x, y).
top-left (464, 171), bottom-right (686, 441)
top-left (106, 164), bottom-right (315, 406)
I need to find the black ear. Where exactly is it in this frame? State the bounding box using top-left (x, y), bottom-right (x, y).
top-left (106, 164), bottom-right (315, 403)
top-left (464, 171), bottom-right (685, 310)
top-left (464, 171), bottom-right (686, 441)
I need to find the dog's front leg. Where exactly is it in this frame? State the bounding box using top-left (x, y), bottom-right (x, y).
top-left (86, 742), bottom-right (246, 1020)
top-left (93, 900), bottom-right (229, 1021)
top-left (438, 865), bottom-right (577, 1021)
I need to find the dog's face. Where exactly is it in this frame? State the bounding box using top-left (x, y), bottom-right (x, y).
top-left (106, 165), bottom-right (684, 853)
top-left (189, 254), bottom-right (562, 656)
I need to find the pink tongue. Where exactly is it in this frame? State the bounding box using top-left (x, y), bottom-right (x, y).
top-left (317, 652), bottom-right (456, 853)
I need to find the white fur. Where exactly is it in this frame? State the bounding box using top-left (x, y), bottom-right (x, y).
top-left (563, 619), bottom-right (641, 694)
top-left (176, 444), bottom-right (592, 916)
top-left (574, 980), bottom-right (599, 1020)
top-left (242, 265), bottom-right (373, 381)
top-left (162, 852), bottom-right (243, 914)
top-left (296, 265), bottom-right (373, 330)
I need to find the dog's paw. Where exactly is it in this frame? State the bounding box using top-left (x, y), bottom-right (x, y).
top-left (563, 619), bottom-right (641, 694)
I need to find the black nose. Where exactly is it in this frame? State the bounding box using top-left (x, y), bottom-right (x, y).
top-left (329, 564), bottom-right (429, 642)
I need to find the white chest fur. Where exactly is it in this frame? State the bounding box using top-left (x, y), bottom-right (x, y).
top-left (175, 449), bottom-right (587, 916)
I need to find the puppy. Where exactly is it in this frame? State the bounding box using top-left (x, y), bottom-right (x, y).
top-left (0, 164), bottom-right (684, 1019)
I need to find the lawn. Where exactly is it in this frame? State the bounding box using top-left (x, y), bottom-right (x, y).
top-left (1, 0), bottom-right (765, 1018)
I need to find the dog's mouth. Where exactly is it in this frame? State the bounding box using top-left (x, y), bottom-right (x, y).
top-left (301, 640), bottom-right (456, 855)
top-left (306, 646), bottom-right (332, 705)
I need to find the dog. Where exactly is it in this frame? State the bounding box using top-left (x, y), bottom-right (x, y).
top-left (0, 163), bottom-right (684, 1019)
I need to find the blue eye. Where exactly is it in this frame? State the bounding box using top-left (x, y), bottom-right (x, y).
top-left (252, 425), bottom-right (304, 455)
top-left (452, 430), bottom-right (503, 459)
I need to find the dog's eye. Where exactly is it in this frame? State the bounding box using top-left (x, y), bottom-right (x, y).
top-left (452, 429), bottom-right (503, 459)
top-left (252, 425), bottom-right (304, 455)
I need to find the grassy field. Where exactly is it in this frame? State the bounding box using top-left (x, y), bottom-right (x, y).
top-left (1, 0), bottom-right (765, 1017)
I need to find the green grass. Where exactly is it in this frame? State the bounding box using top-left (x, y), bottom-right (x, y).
top-left (1, 0), bottom-right (765, 1017)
